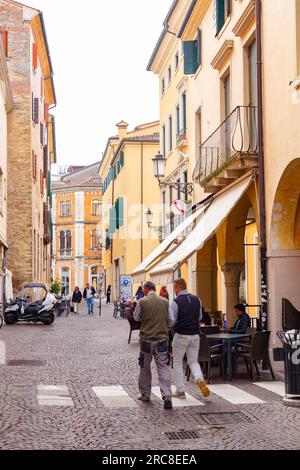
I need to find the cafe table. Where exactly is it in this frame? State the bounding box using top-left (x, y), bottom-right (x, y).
top-left (207, 333), bottom-right (251, 381)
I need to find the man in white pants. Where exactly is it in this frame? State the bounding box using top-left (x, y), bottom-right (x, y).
top-left (169, 278), bottom-right (210, 399)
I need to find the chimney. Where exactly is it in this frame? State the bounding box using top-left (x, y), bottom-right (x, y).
top-left (116, 121), bottom-right (129, 140)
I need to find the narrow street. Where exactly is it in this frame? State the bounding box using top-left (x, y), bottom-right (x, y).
top-left (0, 304), bottom-right (299, 451)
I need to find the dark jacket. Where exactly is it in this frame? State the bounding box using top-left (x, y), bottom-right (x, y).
top-left (135, 289), bottom-right (144, 300)
top-left (72, 291), bottom-right (82, 303)
top-left (174, 293), bottom-right (201, 336)
top-left (83, 287), bottom-right (96, 299)
top-left (230, 312), bottom-right (251, 334)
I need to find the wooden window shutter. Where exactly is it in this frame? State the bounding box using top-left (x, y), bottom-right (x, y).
top-left (118, 197), bottom-right (124, 228)
top-left (216, 0), bottom-right (225, 35)
top-left (44, 103), bottom-right (49, 124)
top-left (40, 123), bottom-right (44, 146)
top-left (32, 42), bottom-right (38, 69)
top-left (33, 98), bottom-right (39, 124)
top-left (197, 29), bottom-right (202, 67)
top-left (40, 170), bottom-right (44, 195)
top-left (32, 150), bottom-right (35, 180)
top-left (183, 41), bottom-right (199, 74)
top-left (109, 206), bottom-right (116, 234)
top-left (1, 31), bottom-right (8, 57)
top-left (226, 0), bottom-right (231, 16)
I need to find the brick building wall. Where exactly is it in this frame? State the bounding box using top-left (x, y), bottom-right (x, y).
top-left (0, 2), bottom-right (33, 288)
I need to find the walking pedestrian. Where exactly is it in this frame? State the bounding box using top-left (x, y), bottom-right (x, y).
top-left (169, 278), bottom-right (210, 399)
top-left (159, 286), bottom-right (169, 300)
top-left (83, 283), bottom-right (96, 315)
top-left (134, 281), bottom-right (173, 410)
top-left (106, 285), bottom-right (112, 305)
top-left (135, 286), bottom-right (144, 301)
top-left (72, 287), bottom-right (82, 314)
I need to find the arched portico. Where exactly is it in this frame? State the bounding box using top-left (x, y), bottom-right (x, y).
top-left (269, 158), bottom-right (300, 347)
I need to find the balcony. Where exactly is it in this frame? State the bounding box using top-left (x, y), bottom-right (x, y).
top-left (58, 249), bottom-right (72, 258)
top-left (176, 129), bottom-right (188, 149)
top-left (193, 106), bottom-right (258, 193)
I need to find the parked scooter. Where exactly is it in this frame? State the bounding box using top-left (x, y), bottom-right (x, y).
top-left (4, 283), bottom-right (57, 326)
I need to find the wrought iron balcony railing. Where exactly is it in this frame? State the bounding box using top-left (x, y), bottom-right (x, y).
top-left (193, 106), bottom-right (258, 184)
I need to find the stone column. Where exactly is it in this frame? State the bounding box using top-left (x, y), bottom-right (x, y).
top-left (222, 263), bottom-right (244, 326)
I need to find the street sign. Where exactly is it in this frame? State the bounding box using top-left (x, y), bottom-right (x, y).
top-left (120, 275), bottom-right (132, 301)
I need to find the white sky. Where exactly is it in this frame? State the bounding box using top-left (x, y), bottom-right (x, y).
top-left (30, 0), bottom-right (172, 166)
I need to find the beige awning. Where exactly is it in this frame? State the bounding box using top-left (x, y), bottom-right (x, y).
top-left (149, 176), bottom-right (253, 285)
top-left (131, 206), bottom-right (205, 283)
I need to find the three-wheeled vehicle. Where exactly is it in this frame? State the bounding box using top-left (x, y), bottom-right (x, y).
top-left (4, 283), bottom-right (57, 326)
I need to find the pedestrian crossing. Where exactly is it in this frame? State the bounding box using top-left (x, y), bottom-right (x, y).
top-left (35, 381), bottom-right (285, 408)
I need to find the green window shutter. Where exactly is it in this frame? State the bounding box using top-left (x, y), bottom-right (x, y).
top-left (183, 41), bottom-right (198, 75)
top-left (216, 0), bottom-right (225, 35)
top-left (109, 206), bottom-right (116, 234)
top-left (120, 151), bottom-right (124, 168)
top-left (117, 161), bottom-right (120, 174)
top-left (197, 29), bottom-right (202, 67)
top-left (118, 197), bottom-right (124, 228)
top-left (115, 198), bottom-right (120, 230)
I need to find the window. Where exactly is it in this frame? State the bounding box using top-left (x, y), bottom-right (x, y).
top-left (0, 30), bottom-right (8, 57)
top-left (175, 52), bottom-right (179, 70)
top-left (60, 200), bottom-right (72, 217)
top-left (105, 229), bottom-right (110, 251)
top-left (215, 0), bottom-right (231, 35)
top-left (32, 151), bottom-right (37, 181)
top-left (161, 78), bottom-right (165, 95)
top-left (168, 65), bottom-right (172, 83)
top-left (32, 95), bottom-right (39, 124)
top-left (66, 230), bottom-right (72, 254)
top-left (182, 93), bottom-right (187, 131)
top-left (115, 197), bottom-right (124, 229)
top-left (91, 200), bottom-right (101, 216)
top-left (40, 170), bottom-right (44, 195)
top-left (59, 231), bottom-right (66, 253)
top-left (162, 125), bottom-right (166, 158)
top-left (168, 115), bottom-right (173, 152)
top-left (90, 229), bottom-right (101, 250)
top-left (176, 105), bottom-right (180, 136)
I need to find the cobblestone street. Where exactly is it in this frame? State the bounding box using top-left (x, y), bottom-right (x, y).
top-left (0, 303), bottom-right (299, 451)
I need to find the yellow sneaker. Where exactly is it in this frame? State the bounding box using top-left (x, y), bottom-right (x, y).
top-left (197, 380), bottom-right (210, 398)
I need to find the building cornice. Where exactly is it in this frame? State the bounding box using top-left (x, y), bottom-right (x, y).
top-left (211, 40), bottom-right (234, 71)
top-left (232, 0), bottom-right (256, 38)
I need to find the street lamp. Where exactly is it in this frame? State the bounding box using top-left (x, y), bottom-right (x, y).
top-left (152, 152), bottom-right (194, 195)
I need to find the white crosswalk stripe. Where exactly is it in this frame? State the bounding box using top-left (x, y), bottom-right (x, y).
top-left (92, 385), bottom-right (138, 408)
top-left (37, 385), bottom-right (74, 407)
top-left (209, 384), bottom-right (265, 404)
top-left (253, 381), bottom-right (285, 397)
top-left (152, 386), bottom-right (205, 407)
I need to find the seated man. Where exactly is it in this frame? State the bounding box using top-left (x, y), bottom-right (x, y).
top-left (229, 304), bottom-right (251, 334)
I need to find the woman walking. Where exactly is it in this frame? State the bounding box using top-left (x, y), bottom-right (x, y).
top-left (72, 287), bottom-right (82, 314)
top-left (106, 285), bottom-right (112, 305)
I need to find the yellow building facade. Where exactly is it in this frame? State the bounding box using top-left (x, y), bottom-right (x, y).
top-left (52, 164), bottom-right (102, 295)
top-left (100, 121), bottom-right (161, 301)
top-left (141, 0), bottom-right (300, 354)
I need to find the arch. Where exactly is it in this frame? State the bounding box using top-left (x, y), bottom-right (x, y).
top-left (270, 158), bottom-right (300, 250)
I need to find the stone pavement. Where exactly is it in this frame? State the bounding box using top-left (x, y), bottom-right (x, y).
top-left (0, 303), bottom-right (299, 450)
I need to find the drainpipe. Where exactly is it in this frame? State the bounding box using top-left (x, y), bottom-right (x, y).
top-left (256, 0), bottom-right (268, 331)
top-left (2, 247), bottom-right (7, 307)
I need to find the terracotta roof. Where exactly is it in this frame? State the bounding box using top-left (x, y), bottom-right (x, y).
top-left (125, 133), bottom-right (160, 143)
top-left (52, 161), bottom-right (101, 191)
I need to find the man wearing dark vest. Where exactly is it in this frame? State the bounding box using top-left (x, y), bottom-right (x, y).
top-left (170, 278), bottom-right (210, 399)
top-left (134, 281), bottom-right (173, 410)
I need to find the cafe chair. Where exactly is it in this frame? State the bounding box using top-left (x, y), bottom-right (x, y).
top-left (187, 333), bottom-right (225, 384)
top-left (234, 331), bottom-right (275, 380)
top-left (127, 317), bottom-right (141, 344)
